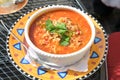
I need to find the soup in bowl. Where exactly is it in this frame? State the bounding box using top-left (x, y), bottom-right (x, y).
top-left (25, 5), bottom-right (95, 68)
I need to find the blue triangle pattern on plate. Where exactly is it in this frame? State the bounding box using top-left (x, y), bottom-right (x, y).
top-left (58, 71), bottom-right (67, 78)
top-left (94, 37), bottom-right (101, 44)
top-left (90, 51), bottom-right (99, 58)
top-left (13, 43), bottom-right (21, 50)
top-left (20, 58), bottom-right (30, 64)
top-left (17, 29), bottom-right (24, 36)
top-left (37, 66), bottom-right (47, 75)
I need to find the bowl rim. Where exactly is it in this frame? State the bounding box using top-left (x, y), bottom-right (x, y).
top-left (24, 5), bottom-right (95, 58)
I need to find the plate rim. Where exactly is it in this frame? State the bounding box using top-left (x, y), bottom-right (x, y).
top-left (0, 0), bottom-right (28, 15)
top-left (6, 5), bottom-right (108, 80)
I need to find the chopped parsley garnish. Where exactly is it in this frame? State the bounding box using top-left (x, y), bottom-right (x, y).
top-left (60, 34), bottom-right (70, 46)
top-left (45, 19), bottom-right (72, 46)
top-left (46, 19), bottom-right (55, 32)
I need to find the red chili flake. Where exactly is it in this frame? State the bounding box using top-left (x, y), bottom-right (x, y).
top-left (76, 30), bottom-right (81, 35)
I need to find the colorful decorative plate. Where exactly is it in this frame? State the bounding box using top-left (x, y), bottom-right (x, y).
top-left (0, 0), bottom-right (28, 15)
top-left (7, 7), bottom-right (108, 80)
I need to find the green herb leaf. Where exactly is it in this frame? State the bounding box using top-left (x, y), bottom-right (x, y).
top-left (56, 22), bottom-right (67, 30)
top-left (57, 29), bottom-right (67, 35)
top-left (60, 40), bottom-right (69, 46)
top-left (50, 29), bottom-right (56, 33)
top-left (46, 19), bottom-right (55, 32)
top-left (60, 35), bottom-right (70, 46)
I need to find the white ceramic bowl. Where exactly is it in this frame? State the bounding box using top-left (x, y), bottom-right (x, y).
top-left (25, 5), bottom-right (95, 68)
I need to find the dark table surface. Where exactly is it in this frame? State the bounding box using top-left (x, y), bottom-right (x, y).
top-left (0, 0), bottom-right (108, 80)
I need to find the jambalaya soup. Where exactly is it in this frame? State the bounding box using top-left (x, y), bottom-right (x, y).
top-left (29, 9), bottom-right (92, 54)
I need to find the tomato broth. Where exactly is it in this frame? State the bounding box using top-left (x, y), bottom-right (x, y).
top-left (29, 9), bottom-right (92, 54)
